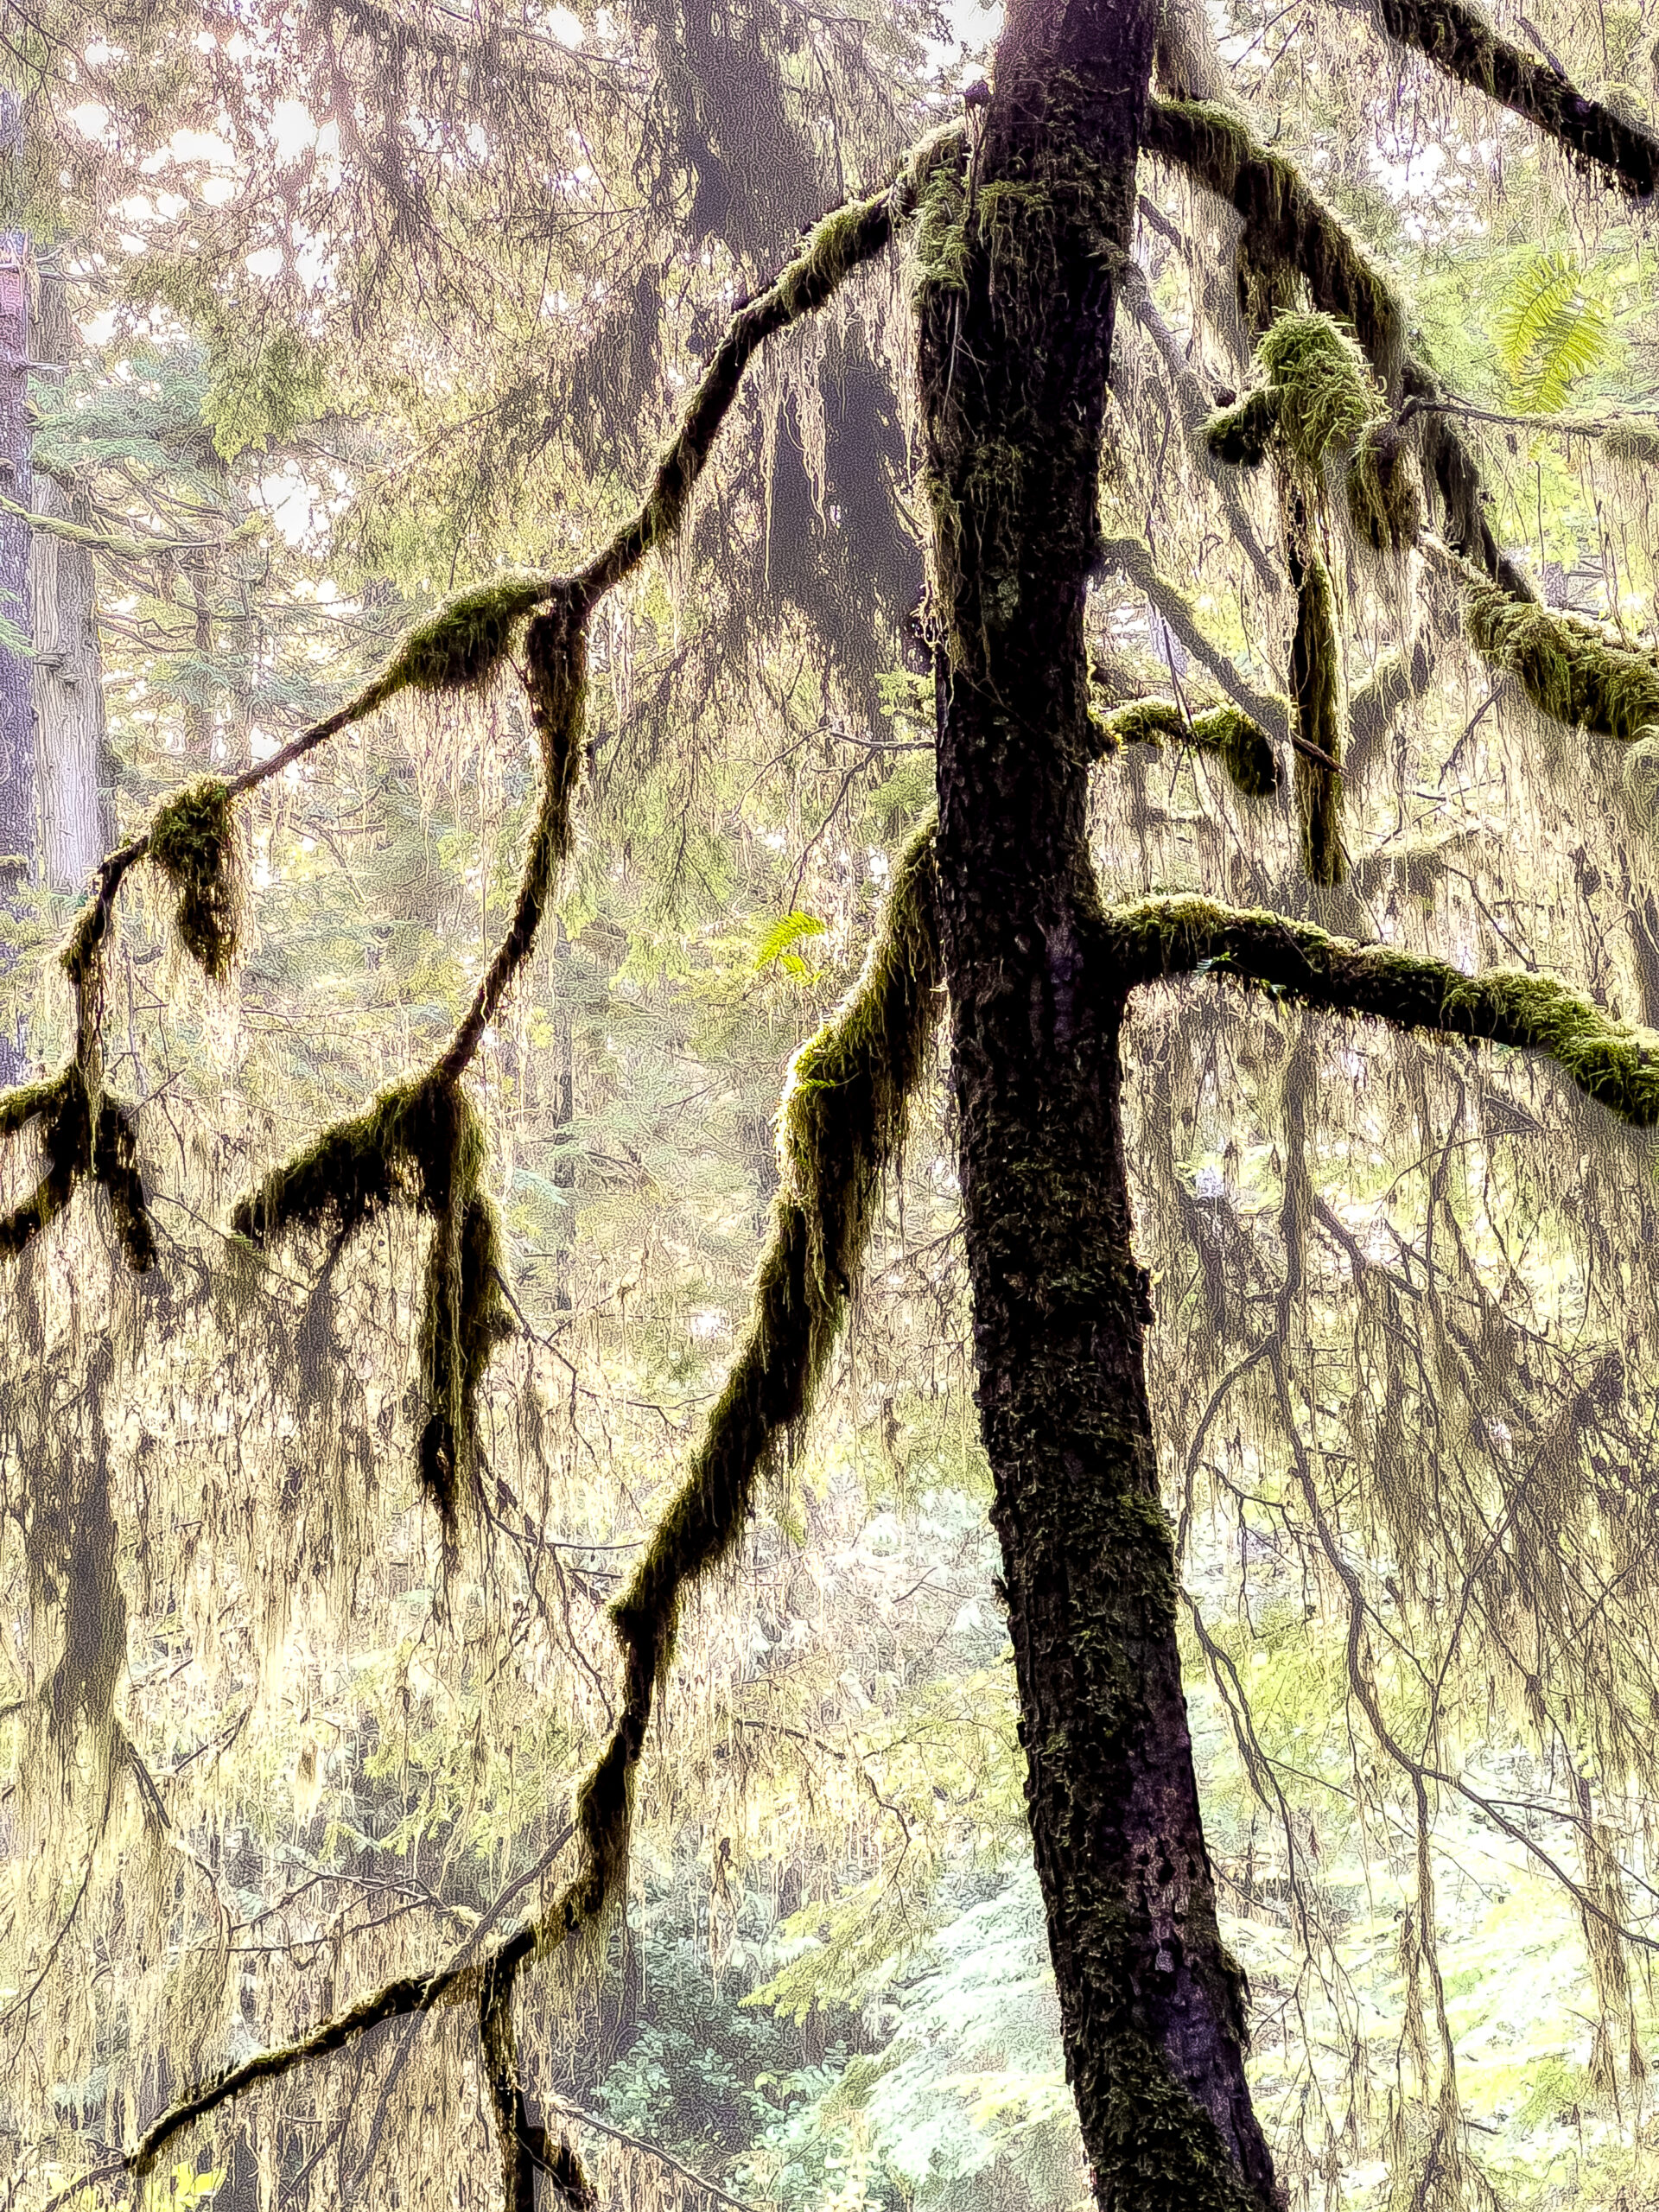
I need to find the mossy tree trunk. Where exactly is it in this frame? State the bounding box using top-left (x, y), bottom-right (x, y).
top-left (918, 3), bottom-right (1279, 2203)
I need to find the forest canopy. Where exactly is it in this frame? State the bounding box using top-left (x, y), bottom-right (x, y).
top-left (3, 0), bottom-right (1659, 2208)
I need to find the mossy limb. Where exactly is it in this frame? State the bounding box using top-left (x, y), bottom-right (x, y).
top-left (383, 573), bottom-right (556, 697)
top-left (1291, 543), bottom-right (1346, 886)
top-left (149, 777), bottom-right (245, 978)
top-left (1372, 0), bottom-right (1659, 198)
top-left (1465, 578), bottom-right (1659, 741)
top-left (1102, 893), bottom-right (1659, 1126)
top-left (1090, 697), bottom-right (1280, 798)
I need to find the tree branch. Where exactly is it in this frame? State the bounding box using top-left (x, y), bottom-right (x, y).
top-left (1099, 893), bottom-right (1659, 1124)
top-left (1100, 533), bottom-right (1293, 747)
top-left (1358, 0), bottom-right (1659, 199)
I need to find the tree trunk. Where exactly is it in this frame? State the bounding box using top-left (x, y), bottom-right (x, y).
top-left (918, 3), bottom-right (1279, 2203)
top-left (31, 265), bottom-right (113, 894)
top-left (0, 192), bottom-right (35, 1085)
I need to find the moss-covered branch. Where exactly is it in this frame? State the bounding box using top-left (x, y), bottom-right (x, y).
top-left (1100, 534), bottom-right (1292, 747)
top-left (1147, 98), bottom-right (1533, 594)
top-left (120, 819), bottom-right (943, 2184)
top-left (1090, 696), bottom-right (1281, 798)
top-left (1459, 569), bottom-right (1659, 745)
top-left (1100, 893), bottom-right (1659, 1122)
top-left (1367, 0), bottom-right (1659, 198)
top-left (1143, 100), bottom-right (1406, 391)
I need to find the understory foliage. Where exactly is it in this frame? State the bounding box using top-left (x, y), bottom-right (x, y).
top-left (4, 0), bottom-right (1659, 2208)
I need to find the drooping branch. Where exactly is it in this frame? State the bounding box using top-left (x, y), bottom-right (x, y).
top-left (1147, 99), bottom-right (1535, 595)
top-left (1099, 893), bottom-right (1659, 1124)
top-left (1360, 0), bottom-right (1659, 199)
top-left (118, 818), bottom-right (944, 2191)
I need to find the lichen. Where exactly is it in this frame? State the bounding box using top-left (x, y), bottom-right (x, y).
top-left (1464, 578), bottom-right (1659, 742)
top-left (149, 777), bottom-right (244, 979)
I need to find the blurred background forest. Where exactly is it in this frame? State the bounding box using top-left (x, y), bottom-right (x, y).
top-left (3, 0), bottom-right (1659, 2206)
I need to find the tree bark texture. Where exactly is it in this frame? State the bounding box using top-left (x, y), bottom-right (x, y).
top-left (31, 267), bottom-right (112, 894)
top-left (918, 3), bottom-right (1278, 2202)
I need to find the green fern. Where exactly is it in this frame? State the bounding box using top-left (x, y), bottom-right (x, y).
top-left (1491, 249), bottom-right (1610, 413)
top-left (754, 909), bottom-right (828, 970)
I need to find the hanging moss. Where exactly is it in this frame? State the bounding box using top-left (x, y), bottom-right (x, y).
top-left (1257, 311), bottom-right (1378, 476)
top-left (149, 777), bottom-right (244, 979)
top-left (233, 1072), bottom-right (505, 1522)
top-left (1291, 546), bottom-right (1346, 886)
top-left (1345, 420), bottom-right (1423, 555)
top-left (1464, 578), bottom-right (1659, 741)
top-left (1601, 422), bottom-right (1659, 472)
top-left (0, 1066), bottom-right (156, 1269)
top-left (382, 573), bottom-right (556, 698)
top-left (418, 1191), bottom-right (510, 1530)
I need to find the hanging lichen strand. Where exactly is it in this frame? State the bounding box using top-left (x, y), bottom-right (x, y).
top-left (1102, 894), bottom-right (1659, 1122)
top-left (126, 815), bottom-right (944, 2192)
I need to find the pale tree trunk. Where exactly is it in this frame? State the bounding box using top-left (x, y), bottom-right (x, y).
top-left (919, 0), bottom-right (1280, 2202)
top-left (0, 93), bottom-right (36, 1081)
top-left (31, 264), bottom-right (112, 894)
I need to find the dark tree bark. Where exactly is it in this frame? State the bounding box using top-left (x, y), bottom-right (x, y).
top-left (918, 1), bottom-right (1279, 2202)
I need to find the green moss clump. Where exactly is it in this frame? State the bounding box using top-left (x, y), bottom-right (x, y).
top-left (1204, 387), bottom-right (1279, 469)
top-left (1345, 420), bottom-right (1422, 555)
top-left (385, 574), bottom-right (555, 697)
top-left (1091, 699), bottom-right (1279, 798)
top-left (1144, 102), bottom-right (1406, 387)
top-left (1291, 549), bottom-right (1346, 887)
top-left (1465, 580), bottom-right (1659, 742)
top-left (1258, 311), bottom-right (1379, 477)
top-left (0, 1066), bottom-right (156, 1268)
top-left (1196, 704), bottom-right (1281, 798)
top-left (149, 778), bottom-right (243, 978)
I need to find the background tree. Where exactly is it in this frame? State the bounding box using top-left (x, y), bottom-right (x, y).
top-left (5, 3), bottom-right (1659, 2210)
